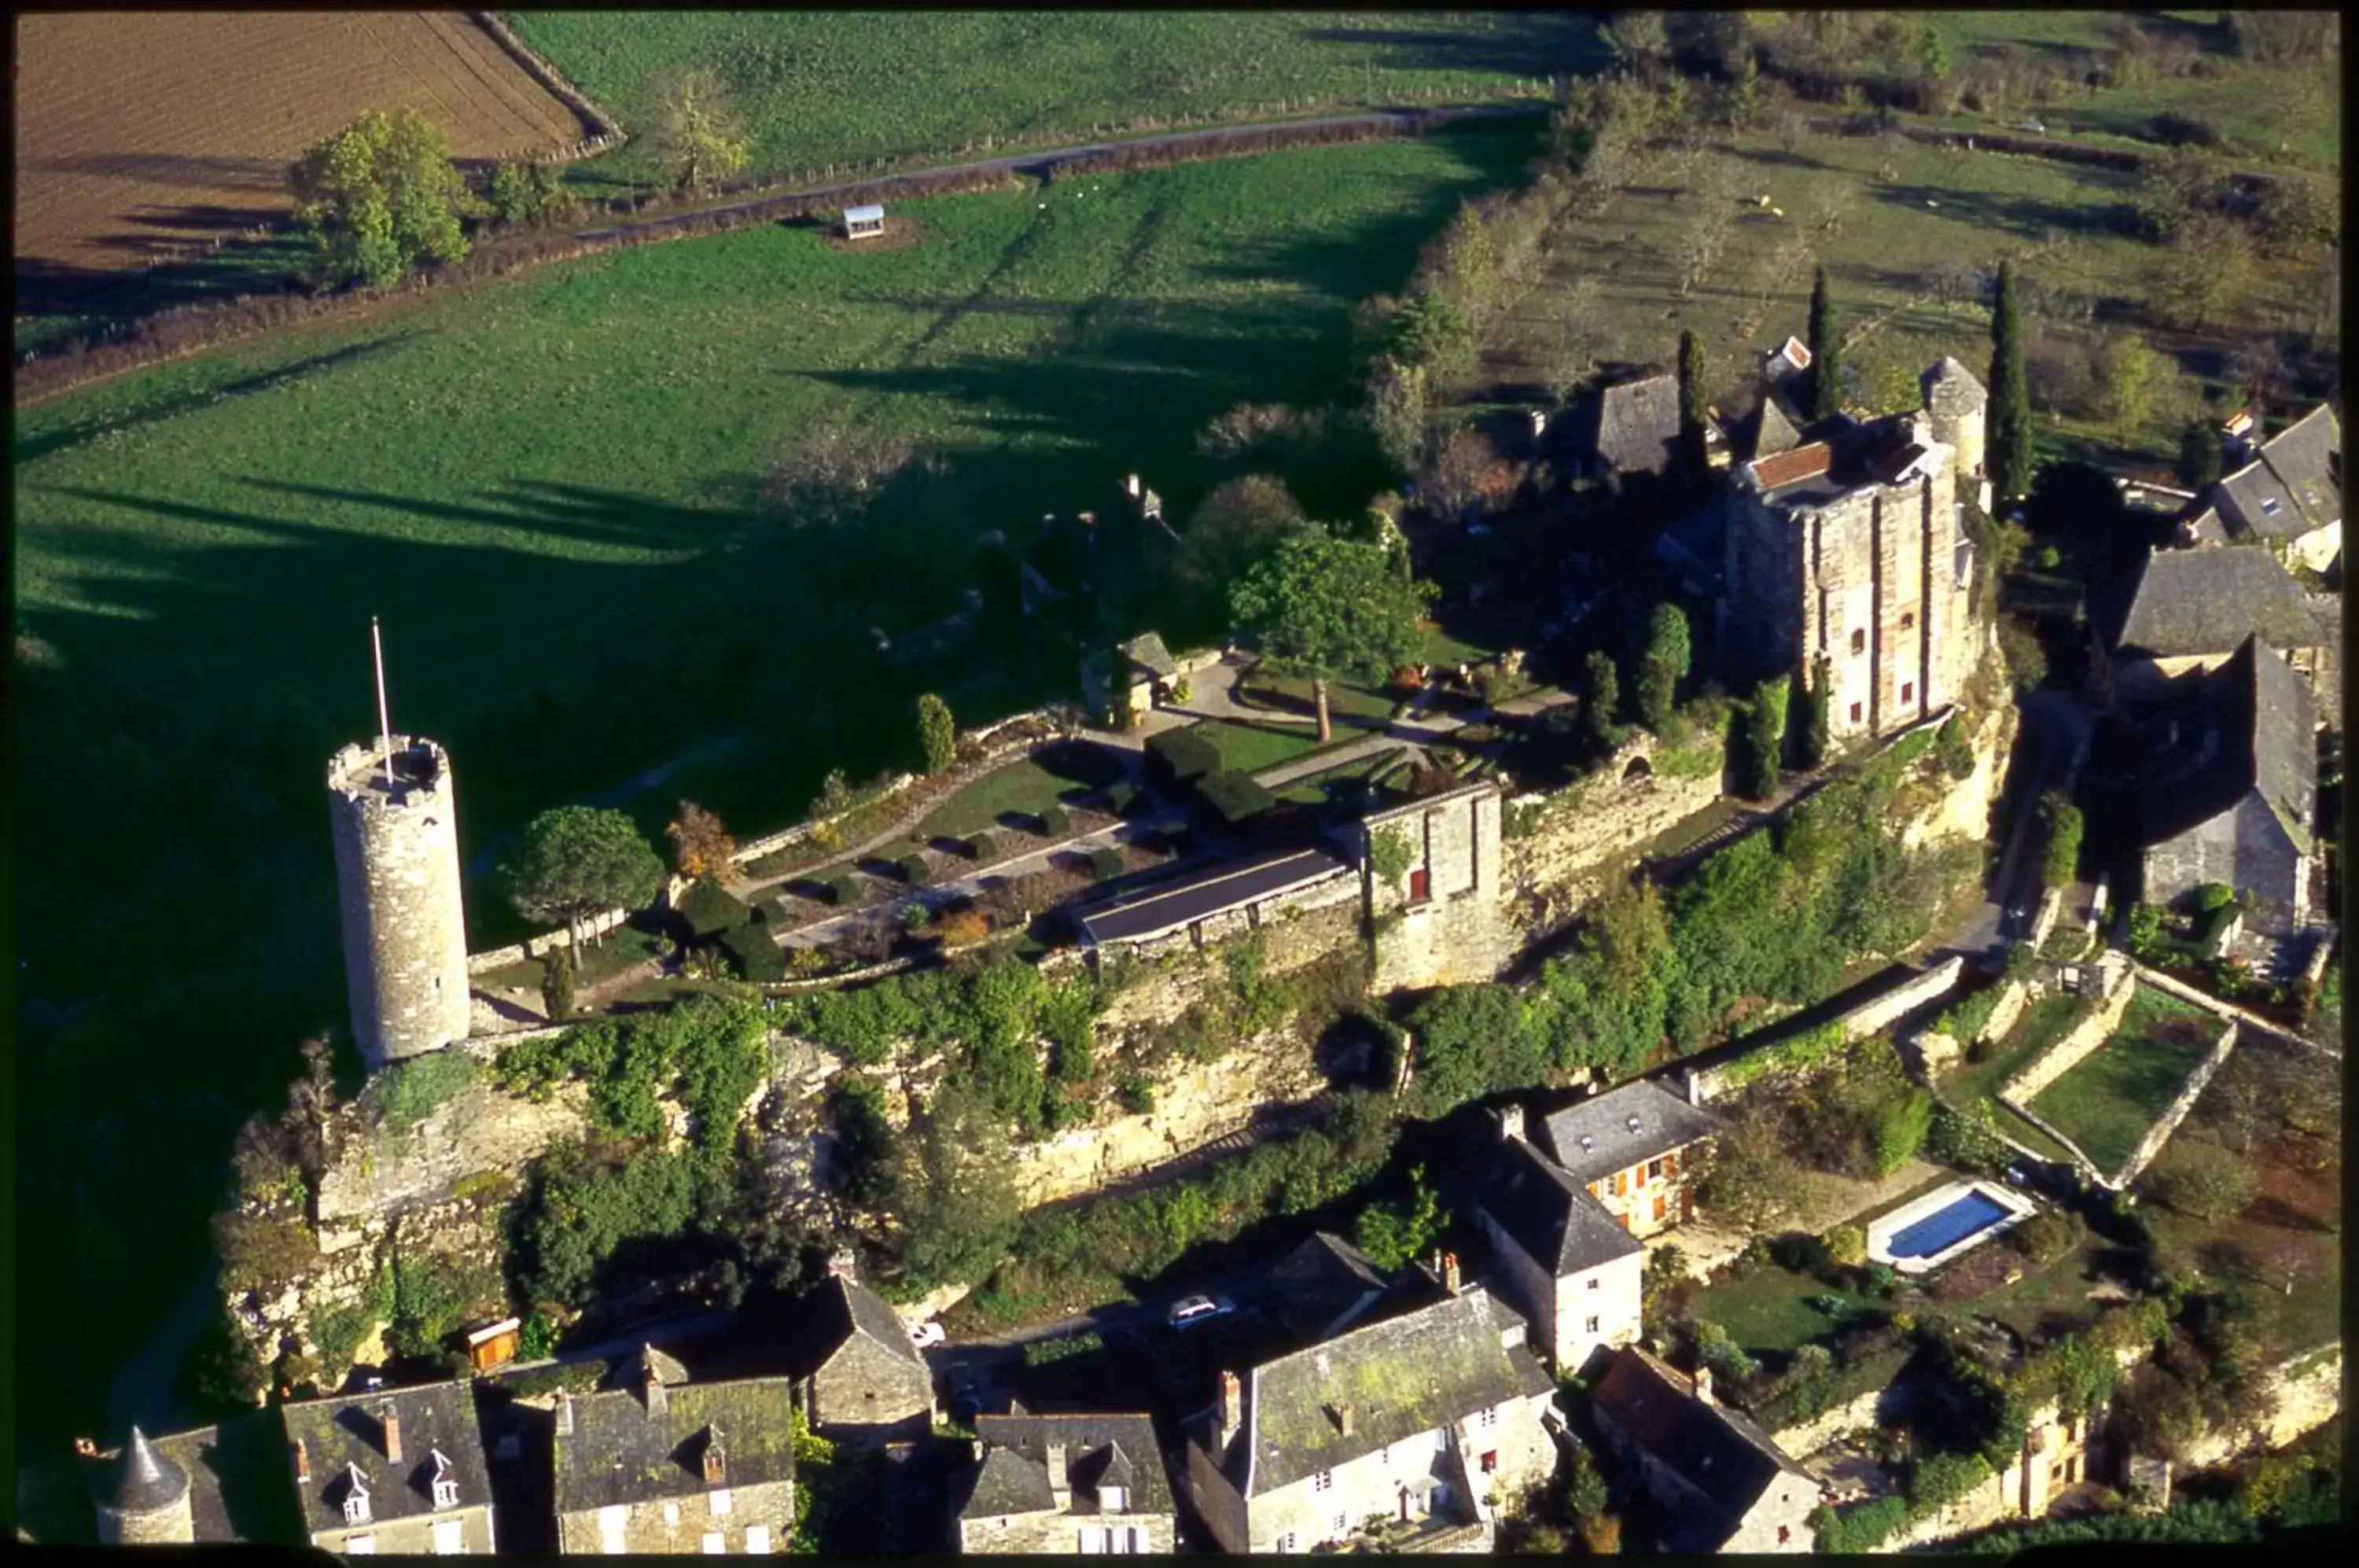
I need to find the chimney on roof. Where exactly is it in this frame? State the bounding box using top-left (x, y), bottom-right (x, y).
top-left (1337, 1402), bottom-right (1356, 1438)
top-left (702, 1427), bottom-right (727, 1487)
top-left (643, 1363), bottom-right (669, 1421)
top-left (1216, 1371), bottom-right (1243, 1452)
top-left (1626, 1114), bottom-right (1643, 1135)
top-left (1497, 1103), bottom-right (1525, 1144)
top-left (555, 1391), bottom-right (573, 1437)
top-left (1685, 1071), bottom-right (1706, 1108)
top-left (1441, 1251), bottom-right (1462, 1296)
top-left (1693, 1365), bottom-right (1716, 1407)
top-left (827, 1247), bottom-right (858, 1283)
top-left (293, 1438), bottom-right (310, 1485)
top-left (378, 1402), bottom-right (403, 1466)
top-left (1045, 1441), bottom-right (1070, 1509)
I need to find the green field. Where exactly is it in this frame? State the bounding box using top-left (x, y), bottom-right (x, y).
top-left (510, 10), bottom-right (1595, 192)
top-left (9, 127), bottom-right (1532, 1449)
top-left (2029, 988), bottom-right (2217, 1174)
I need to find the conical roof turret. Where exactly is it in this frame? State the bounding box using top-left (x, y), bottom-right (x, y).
top-left (106, 1426), bottom-right (190, 1513)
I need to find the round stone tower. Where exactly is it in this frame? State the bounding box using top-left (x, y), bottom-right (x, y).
top-left (94, 1427), bottom-right (194, 1544)
top-left (1920, 355), bottom-right (1989, 487)
top-left (328, 734), bottom-right (472, 1069)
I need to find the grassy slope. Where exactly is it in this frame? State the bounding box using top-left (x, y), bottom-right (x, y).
top-left (9, 128), bottom-right (1533, 1449)
top-left (2028, 988), bottom-right (2215, 1172)
top-left (508, 9), bottom-right (1598, 190)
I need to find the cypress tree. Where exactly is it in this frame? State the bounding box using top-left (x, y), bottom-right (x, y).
top-left (1582, 650), bottom-right (1623, 759)
top-left (540, 944), bottom-right (576, 1021)
top-left (1636, 603), bottom-right (1691, 734)
top-left (1795, 652), bottom-right (1832, 770)
top-left (1677, 328), bottom-right (1710, 483)
top-left (2177, 417), bottom-right (2222, 492)
top-left (1806, 265), bottom-right (1842, 421)
top-left (1742, 675), bottom-right (1790, 799)
top-left (1988, 259), bottom-right (2034, 505)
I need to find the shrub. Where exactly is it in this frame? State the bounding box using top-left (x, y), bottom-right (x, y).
top-left (675, 878), bottom-right (752, 943)
top-left (1936, 714), bottom-right (1977, 780)
top-left (1194, 771), bottom-right (1278, 827)
top-left (1814, 1496), bottom-right (1908, 1553)
top-left (1087, 846), bottom-right (1126, 882)
top-left (1103, 781), bottom-right (1142, 818)
top-left (2195, 882), bottom-right (2236, 914)
top-left (1825, 1223), bottom-right (1868, 1268)
top-left (2151, 1139), bottom-right (2256, 1220)
top-left (1035, 802), bottom-right (1072, 837)
top-left (963, 830), bottom-right (996, 861)
top-left (719, 927), bottom-right (787, 983)
top-left (1145, 728), bottom-right (1221, 788)
top-left (756, 897), bottom-right (789, 926)
top-left (2009, 1208), bottom-right (2072, 1265)
top-left (1115, 1069), bottom-right (1155, 1114)
top-left (540, 946), bottom-right (576, 1021)
top-left (1911, 1450), bottom-right (1994, 1515)
top-left (935, 908), bottom-right (992, 949)
top-left (894, 852), bottom-right (931, 886)
top-left (822, 873), bottom-right (860, 907)
top-left (377, 1051), bottom-right (478, 1135)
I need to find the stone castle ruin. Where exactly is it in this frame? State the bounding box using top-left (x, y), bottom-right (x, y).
top-left (328, 734), bottom-right (473, 1069)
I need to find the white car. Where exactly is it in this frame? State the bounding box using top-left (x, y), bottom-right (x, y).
top-left (909, 1320), bottom-right (947, 1349)
top-left (1168, 1294), bottom-right (1233, 1328)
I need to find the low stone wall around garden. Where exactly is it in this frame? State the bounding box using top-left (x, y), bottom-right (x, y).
top-left (1997, 974), bottom-right (2139, 1104)
top-left (465, 900), bottom-right (654, 977)
top-left (2176, 1343), bottom-right (2343, 1470)
top-left (1687, 955), bottom-right (1965, 1104)
top-left (2108, 1022), bottom-right (2238, 1190)
top-left (1772, 1379), bottom-right (1914, 1459)
top-left (2130, 961), bottom-right (2335, 1058)
top-left (1980, 978), bottom-right (2031, 1047)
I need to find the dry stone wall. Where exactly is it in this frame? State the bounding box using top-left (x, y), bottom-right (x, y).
top-left (2176, 1343), bottom-right (2342, 1469)
top-left (1999, 978), bottom-right (2139, 1103)
top-left (2110, 1021), bottom-right (2237, 1189)
top-left (1507, 738), bottom-right (1725, 928)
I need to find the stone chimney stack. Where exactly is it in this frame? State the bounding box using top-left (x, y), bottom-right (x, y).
top-left (1441, 1251), bottom-right (1462, 1295)
top-left (1692, 1365), bottom-right (1715, 1407)
top-left (1216, 1371), bottom-right (1243, 1452)
top-left (379, 1404), bottom-right (403, 1466)
top-left (293, 1439), bottom-right (310, 1485)
top-left (1497, 1104), bottom-right (1525, 1144)
top-left (1337, 1402), bottom-right (1356, 1438)
top-left (1045, 1442), bottom-right (1070, 1509)
top-left (644, 1364), bottom-right (669, 1421)
top-left (827, 1247), bottom-right (858, 1284)
top-left (555, 1391), bottom-right (574, 1437)
top-left (1685, 1071), bottom-right (1706, 1108)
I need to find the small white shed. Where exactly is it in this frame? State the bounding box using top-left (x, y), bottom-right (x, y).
top-left (841, 203), bottom-right (885, 241)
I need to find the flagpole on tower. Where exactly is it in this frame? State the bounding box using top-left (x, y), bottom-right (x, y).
top-left (372, 616), bottom-right (395, 790)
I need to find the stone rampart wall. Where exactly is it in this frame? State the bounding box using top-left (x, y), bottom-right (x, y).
top-left (1507, 737), bottom-right (1726, 927)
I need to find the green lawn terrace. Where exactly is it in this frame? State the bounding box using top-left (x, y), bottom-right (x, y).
top-left (2026, 986), bottom-right (2219, 1177)
top-left (510, 10), bottom-right (1596, 195)
top-left (1938, 992), bottom-right (2090, 1165)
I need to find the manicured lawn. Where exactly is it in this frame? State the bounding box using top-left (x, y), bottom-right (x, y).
top-left (1274, 750), bottom-right (1395, 807)
top-left (915, 756), bottom-right (1096, 841)
top-left (1943, 992), bottom-right (2081, 1106)
top-left (1687, 1262), bottom-right (1883, 1357)
top-left (510, 11), bottom-right (1595, 193)
top-left (2029, 988), bottom-right (2217, 1175)
top-left (1190, 718), bottom-right (1339, 776)
top-left (1237, 672), bottom-right (1401, 725)
top-left (11, 127), bottom-right (1534, 1449)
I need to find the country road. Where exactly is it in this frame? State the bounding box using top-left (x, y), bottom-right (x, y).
top-left (569, 102), bottom-right (1544, 246)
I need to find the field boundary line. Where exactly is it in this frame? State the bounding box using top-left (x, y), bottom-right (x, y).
top-left (471, 11), bottom-right (622, 153)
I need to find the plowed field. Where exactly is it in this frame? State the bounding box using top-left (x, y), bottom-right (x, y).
top-left (14, 12), bottom-right (591, 294)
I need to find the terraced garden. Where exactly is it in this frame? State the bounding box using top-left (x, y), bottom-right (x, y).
top-left (2026, 987), bottom-right (2217, 1173)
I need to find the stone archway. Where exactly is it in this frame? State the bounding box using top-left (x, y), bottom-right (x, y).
top-left (1623, 754), bottom-right (1653, 783)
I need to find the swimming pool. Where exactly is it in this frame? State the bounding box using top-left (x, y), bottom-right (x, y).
top-left (1886, 1190), bottom-right (2011, 1259)
top-left (1864, 1179), bottom-right (2037, 1275)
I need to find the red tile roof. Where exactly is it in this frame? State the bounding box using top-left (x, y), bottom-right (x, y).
top-left (1749, 441), bottom-right (1833, 489)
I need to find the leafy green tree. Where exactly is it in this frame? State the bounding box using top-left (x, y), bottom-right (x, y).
top-left (1795, 652), bottom-right (1831, 769)
top-left (1741, 675), bottom-right (1789, 799)
top-left (1697, 1110), bottom-right (1803, 1231)
top-left (1806, 265), bottom-right (1842, 421)
top-left (2102, 337), bottom-right (2166, 437)
top-left (1676, 328), bottom-right (1709, 483)
top-left (1180, 474), bottom-right (1305, 605)
top-left (1989, 259), bottom-right (2035, 503)
top-left (1230, 528), bottom-right (1436, 742)
top-left (501, 805), bottom-right (668, 951)
top-left (1919, 22), bottom-right (1953, 79)
top-left (916, 693), bottom-right (957, 776)
top-left (646, 66), bottom-right (752, 195)
top-left (1352, 1164), bottom-right (1448, 1270)
top-left (1566, 1444), bottom-right (1609, 1524)
top-left (289, 106), bottom-right (472, 289)
top-left (894, 1081), bottom-right (1020, 1294)
top-left (1636, 602), bottom-right (1691, 733)
top-left (483, 158), bottom-right (570, 226)
top-left (1364, 358), bottom-right (1428, 477)
top-left (1405, 985), bottom-right (1545, 1117)
top-left (1582, 650), bottom-right (1624, 758)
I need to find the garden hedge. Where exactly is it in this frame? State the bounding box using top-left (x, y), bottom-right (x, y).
top-left (895, 852), bottom-right (931, 885)
top-left (1035, 802), bottom-right (1071, 837)
top-left (822, 874), bottom-right (860, 907)
top-left (1087, 845), bottom-right (1126, 882)
top-left (1194, 770), bottom-right (1277, 827)
top-left (1146, 727), bottom-right (1222, 788)
top-left (965, 830), bottom-right (996, 860)
top-left (675, 878), bottom-right (752, 941)
top-left (1104, 780), bottom-right (1142, 818)
top-left (755, 897), bottom-right (789, 927)
top-left (720, 929), bottom-right (788, 983)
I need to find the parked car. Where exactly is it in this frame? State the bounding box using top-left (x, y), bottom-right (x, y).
top-left (1168, 1294), bottom-right (1233, 1328)
top-left (910, 1320), bottom-right (947, 1350)
top-left (2015, 119), bottom-right (2047, 134)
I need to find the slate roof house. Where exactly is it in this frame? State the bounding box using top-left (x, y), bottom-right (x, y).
top-left (1181, 1271), bottom-right (1563, 1554)
top-left (778, 1263), bottom-right (936, 1445)
top-left (2090, 546), bottom-right (2334, 720)
top-left (551, 1346), bottom-right (796, 1555)
top-left (79, 1418), bottom-right (303, 1546)
top-left (1589, 1347), bottom-right (1817, 1555)
top-left (1264, 1230), bottom-right (1397, 1343)
top-left (950, 1412), bottom-right (1178, 1554)
top-left (1449, 1107), bottom-right (1647, 1378)
top-left (1570, 371), bottom-right (1684, 489)
top-left (2136, 635), bottom-right (2318, 924)
top-left (1536, 1079), bottom-right (1727, 1239)
top-left (280, 1378), bottom-right (497, 1555)
top-left (2184, 404), bottom-right (2342, 572)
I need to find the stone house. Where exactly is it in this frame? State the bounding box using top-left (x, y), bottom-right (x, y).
top-left (1722, 358), bottom-right (1984, 742)
top-left (551, 1346), bottom-right (795, 1555)
top-left (1588, 1347), bottom-right (1817, 1554)
top-left (1113, 631), bottom-right (1178, 720)
top-left (2135, 635), bottom-right (2317, 922)
top-left (778, 1267), bottom-right (936, 1445)
top-left (1569, 372), bottom-right (1683, 489)
top-left (2090, 546), bottom-right (2336, 722)
top-left (280, 1379), bottom-right (497, 1555)
top-left (1448, 1105), bottom-right (1646, 1377)
top-left (949, 1412), bottom-right (1177, 1554)
top-left (1535, 1079), bottom-right (1727, 1239)
top-left (2184, 404), bottom-right (2341, 574)
top-left (80, 1418), bottom-right (302, 1545)
top-left (1264, 1231), bottom-right (1397, 1342)
top-left (1180, 1275), bottom-right (1563, 1554)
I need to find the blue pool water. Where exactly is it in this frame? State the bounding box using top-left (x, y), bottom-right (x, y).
top-left (1888, 1191), bottom-right (2011, 1259)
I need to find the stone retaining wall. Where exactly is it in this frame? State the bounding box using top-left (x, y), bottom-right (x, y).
top-left (2131, 962), bottom-right (2336, 1058)
top-left (2176, 1343), bottom-right (2343, 1470)
top-left (2110, 1021), bottom-right (2237, 1189)
top-left (1689, 956), bottom-right (1964, 1103)
top-left (1999, 977), bottom-right (2138, 1103)
top-left (1981, 978), bottom-right (2030, 1047)
top-left (1772, 1380), bottom-right (1913, 1459)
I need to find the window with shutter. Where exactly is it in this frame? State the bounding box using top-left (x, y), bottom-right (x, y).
top-left (1409, 868), bottom-right (1431, 904)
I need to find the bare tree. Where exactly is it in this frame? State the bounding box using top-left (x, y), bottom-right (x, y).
top-left (764, 421), bottom-right (927, 524)
top-left (646, 67), bottom-right (753, 197)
